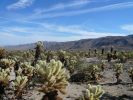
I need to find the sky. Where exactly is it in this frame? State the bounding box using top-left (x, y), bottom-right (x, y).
top-left (0, 0), bottom-right (133, 46)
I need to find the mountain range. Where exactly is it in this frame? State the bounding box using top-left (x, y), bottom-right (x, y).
top-left (3, 35), bottom-right (133, 51)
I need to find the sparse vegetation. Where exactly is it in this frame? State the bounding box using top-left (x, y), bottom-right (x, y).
top-left (0, 42), bottom-right (132, 100)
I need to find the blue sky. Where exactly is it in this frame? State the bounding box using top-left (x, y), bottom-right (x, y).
top-left (0, 0), bottom-right (133, 45)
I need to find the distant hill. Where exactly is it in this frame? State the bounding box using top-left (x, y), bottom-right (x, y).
top-left (3, 35), bottom-right (133, 51)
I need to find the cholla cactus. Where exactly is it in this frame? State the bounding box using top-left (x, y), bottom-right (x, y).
top-left (82, 84), bottom-right (104, 100)
top-left (114, 63), bottom-right (123, 83)
top-left (128, 67), bottom-right (133, 83)
top-left (0, 59), bottom-right (15, 69)
top-left (58, 50), bottom-right (66, 63)
top-left (99, 60), bottom-right (106, 71)
top-left (0, 68), bottom-right (10, 86)
top-left (20, 62), bottom-right (34, 77)
top-left (89, 65), bottom-right (101, 82)
top-left (35, 59), bottom-right (69, 95)
top-left (0, 68), bottom-right (10, 98)
top-left (33, 41), bottom-right (44, 66)
top-left (64, 56), bottom-right (77, 74)
top-left (12, 75), bottom-right (28, 99)
top-left (0, 48), bottom-right (6, 59)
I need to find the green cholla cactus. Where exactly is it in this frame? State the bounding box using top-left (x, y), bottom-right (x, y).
top-left (12, 75), bottom-right (28, 99)
top-left (0, 59), bottom-right (15, 69)
top-left (0, 68), bottom-right (10, 98)
top-left (89, 65), bottom-right (101, 82)
top-left (64, 56), bottom-right (77, 74)
top-left (82, 84), bottom-right (104, 100)
top-left (35, 59), bottom-right (69, 94)
top-left (20, 62), bottom-right (34, 77)
top-left (0, 68), bottom-right (10, 86)
top-left (128, 67), bottom-right (133, 83)
top-left (114, 63), bottom-right (123, 83)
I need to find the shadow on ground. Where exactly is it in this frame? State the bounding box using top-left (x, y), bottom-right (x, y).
top-left (101, 93), bottom-right (133, 100)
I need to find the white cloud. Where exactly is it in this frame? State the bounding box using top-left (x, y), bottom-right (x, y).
top-left (34, 0), bottom-right (91, 15)
top-left (121, 24), bottom-right (133, 33)
top-left (0, 21), bottom-right (126, 46)
top-left (30, 2), bottom-right (133, 19)
top-left (7, 0), bottom-right (35, 10)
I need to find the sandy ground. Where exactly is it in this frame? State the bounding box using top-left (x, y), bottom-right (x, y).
top-left (6, 58), bottom-right (133, 100)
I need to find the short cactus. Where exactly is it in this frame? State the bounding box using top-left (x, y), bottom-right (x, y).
top-left (20, 62), bottom-right (34, 77)
top-left (82, 84), bottom-right (105, 100)
top-left (89, 65), bottom-right (101, 82)
top-left (12, 75), bottom-right (28, 99)
top-left (0, 68), bottom-right (10, 98)
top-left (35, 59), bottom-right (69, 99)
top-left (0, 59), bottom-right (15, 69)
top-left (114, 63), bottom-right (123, 84)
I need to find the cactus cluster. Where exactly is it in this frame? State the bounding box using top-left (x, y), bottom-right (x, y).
top-left (0, 68), bottom-right (10, 99)
top-left (20, 62), bottom-right (34, 77)
top-left (0, 68), bottom-right (10, 86)
top-left (82, 84), bottom-right (104, 100)
top-left (35, 59), bottom-right (69, 94)
top-left (0, 59), bottom-right (15, 69)
top-left (12, 75), bottom-right (28, 98)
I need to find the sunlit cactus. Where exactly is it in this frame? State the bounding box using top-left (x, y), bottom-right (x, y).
top-left (89, 65), bottom-right (101, 82)
top-left (0, 68), bottom-right (10, 86)
top-left (35, 59), bottom-right (69, 99)
top-left (12, 75), bottom-right (28, 99)
top-left (0, 68), bottom-right (10, 98)
top-left (128, 67), bottom-right (133, 83)
top-left (82, 84), bottom-right (105, 100)
top-left (0, 58), bottom-right (15, 69)
top-left (20, 62), bottom-right (34, 77)
top-left (114, 63), bottom-right (123, 84)
top-left (64, 56), bottom-right (77, 74)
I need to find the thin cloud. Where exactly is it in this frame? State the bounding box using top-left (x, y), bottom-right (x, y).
top-left (30, 2), bottom-right (133, 19)
top-left (34, 0), bottom-right (91, 15)
top-left (7, 0), bottom-right (35, 10)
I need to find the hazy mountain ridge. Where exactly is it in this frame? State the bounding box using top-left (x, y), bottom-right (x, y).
top-left (3, 35), bottom-right (133, 51)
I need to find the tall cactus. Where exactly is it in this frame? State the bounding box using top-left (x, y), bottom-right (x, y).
top-left (82, 84), bottom-right (104, 100)
top-left (32, 41), bottom-right (44, 66)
